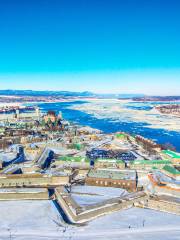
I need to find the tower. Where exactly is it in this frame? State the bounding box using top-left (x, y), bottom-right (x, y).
top-left (35, 107), bottom-right (40, 120)
top-left (58, 111), bottom-right (63, 120)
top-left (15, 109), bottom-right (20, 119)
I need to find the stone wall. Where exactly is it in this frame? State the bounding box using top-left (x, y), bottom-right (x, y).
top-left (0, 174), bottom-right (69, 188)
top-left (0, 189), bottom-right (49, 200)
top-left (144, 197), bottom-right (180, 215)
top-left (55, 188), bottom-right (148, 224)
top-left (85, 176), bottom-right (136, 192)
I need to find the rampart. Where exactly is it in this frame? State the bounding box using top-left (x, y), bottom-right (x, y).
top-left (54, 188), bottom-right (148, 224)
top-left (0, 173), bottom-right (69, 188)
top-left (0, 188), bottom-right (49, 200)
top-left (140, 195), bottom-right (180, 215)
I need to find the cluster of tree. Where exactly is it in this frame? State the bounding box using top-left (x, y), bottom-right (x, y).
top-left (156, 104), bottom-right (180, 115)
top-left (135, 135), bottom-right (162, 155)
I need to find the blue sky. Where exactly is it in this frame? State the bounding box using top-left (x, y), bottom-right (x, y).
top-left (0, 0), bottom-right (180, 94)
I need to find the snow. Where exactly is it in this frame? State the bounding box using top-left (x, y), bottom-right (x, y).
top-left (0, 152), bottom-right (16, 162)
top-left (0, 198), bottom-right (179, 239)
top-left (71, 185), bottom-right (128, 206)
top-left (0, 188), bottom-right (47, 193)
top-left (71, 185), bottom-right (128, 197)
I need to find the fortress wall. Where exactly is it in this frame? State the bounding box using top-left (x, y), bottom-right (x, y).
top-left (55, 187), bottom-right (79, 223)
top-left (154, 186), bottom-right (180, 198)
top-left (55, 188), bottom-right (148, 224)
top-left (145, 198), bottom-right (180, 215)
top-left (0, 174), bottom-right (69, 188)
top-left (0, 189), bottom-right (49, 200)
top-left (76, 194), bottom-right (148, 223)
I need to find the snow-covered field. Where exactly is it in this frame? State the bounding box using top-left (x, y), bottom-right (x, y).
top-left (0, 199), bottom-right (179, 240)
top-left (71, 185), bottom-right (128, 206)
top-left (71, 185), bottom-right (128, 197)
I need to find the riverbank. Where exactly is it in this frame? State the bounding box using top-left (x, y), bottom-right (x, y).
top-left (69, 99), bottom-right (180, 131)
top-left (37, 101), bottom-right (180, 151)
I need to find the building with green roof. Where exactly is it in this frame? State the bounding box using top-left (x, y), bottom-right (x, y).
top-left (58, 156), bottom-right (89, 163)
top-left (54, 155), bottom-right (90, 168)
top-left (115, 133), bottom-right (128, 140)
top-left (70, 143), bottom-right (84, 151)
top-left (162, 150), bottom-right (180, 160)
top-left (86, 169), bottom-right (137, 191)
top-left (129, 159), bottom-right (173, 170)
top-left (162, 165), bottom-right (180, 180)
top-left (95, 158), bottom-right (125, 169)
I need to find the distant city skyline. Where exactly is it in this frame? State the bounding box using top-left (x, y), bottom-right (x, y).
top-left (0, 0), bottom-right (180, 95)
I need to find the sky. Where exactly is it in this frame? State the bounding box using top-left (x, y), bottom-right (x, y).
top-left (0, 0), bottom-right (180, 94)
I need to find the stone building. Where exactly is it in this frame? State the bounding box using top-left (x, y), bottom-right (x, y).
top-left (44, 111), bottom-right (57, 124)
top-left (25, 144), bottom-right (42, 155)
top-left (95, 158), bottom-right (125, 169)
top-left (148, 173), bottom-right (180, 198)
top-left (85, 169), bottom-right (137, 192)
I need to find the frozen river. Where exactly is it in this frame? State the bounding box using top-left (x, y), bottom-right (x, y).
top-left (37, 100), bottom-right (180, 151)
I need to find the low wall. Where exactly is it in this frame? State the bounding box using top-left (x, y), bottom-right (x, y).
top-left (143, 196), bottom-right (180, 215)
top-left (0, 188), bottom-right (49, 200)
top-left (154, 185), bottom-right (180, 198)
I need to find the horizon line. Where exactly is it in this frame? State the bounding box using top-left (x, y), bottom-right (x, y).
top-left (0, 89), bottom-right (180, 97)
